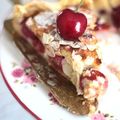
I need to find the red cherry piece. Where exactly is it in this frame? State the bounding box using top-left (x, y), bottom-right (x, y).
top-left (111, 6), bottom-right (120, 29)
top-left (32, 39), bottom-right (45, 53)
top-left (80, 70), bottom-right (107, 89)
top-left (21, 18), bottom-right (45, 53)
top-left (87, 70), bottom-right (105, 80)
top-left (50, 55), bottom-right (64, 71)
top-left (57, 9), bottom-right (87, 41)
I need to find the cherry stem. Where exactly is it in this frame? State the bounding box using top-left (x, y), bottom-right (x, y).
top-left (75, 0), bottom-right (84, 12)
top-left (79, 0), bottom-right (84, 7)
top-left (108, 0), bottom-right (114, 9)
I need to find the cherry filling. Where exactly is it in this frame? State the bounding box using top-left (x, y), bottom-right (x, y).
top-left (49, 55), bottom-right (64, 72)
top-left (111, 6), bottom-right (120, 29)
top-left (83, 70), bottom-right (105, 80)
top-left (80, 69), bottom-right (108, 90)
top-left (94, 23), bottom-right (110, 31)
top-left (21, 18), bottom-right (45, 53)
top-left (94, 18), bottom-right (110, 31)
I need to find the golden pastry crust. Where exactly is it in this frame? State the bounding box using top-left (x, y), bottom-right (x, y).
top-left (13, 0), bottom-right (51, 19)
top-left (12, 0), bottom-right (74, 32)
top-left (12, 0), bottom-right (95, 19)
top-left (110, 0), bottom-right (120, 8)
top-left (94, 0), bottom-right (120, 11)
top-left (13, 0), bottom-right (120, 23)
top-left (12, 0), bottom-right (95, 38)
top-left (12, 0), bottom-right (54, 37)
top-left (60, 0), bottom-right (94, 9)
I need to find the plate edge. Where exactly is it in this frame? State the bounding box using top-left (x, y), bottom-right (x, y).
top-left (0, 64), bottom-right (42, 120)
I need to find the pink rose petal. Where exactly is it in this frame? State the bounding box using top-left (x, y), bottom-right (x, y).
top-left (91, 113), bottom-right (106, 120)
top-left (12, 68), bottom-right (24, 78)
top-left (23, 73), bottom-right (37, 84)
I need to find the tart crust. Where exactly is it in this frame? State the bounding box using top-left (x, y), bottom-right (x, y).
top-left (11, 0), bottom-right (107, 115)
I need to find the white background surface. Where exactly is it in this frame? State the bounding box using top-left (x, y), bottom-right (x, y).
top-left (0, 0), bottom-right (34, 120)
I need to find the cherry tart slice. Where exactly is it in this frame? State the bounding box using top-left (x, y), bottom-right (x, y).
top-left (12, 0), bottom-right (108, 113)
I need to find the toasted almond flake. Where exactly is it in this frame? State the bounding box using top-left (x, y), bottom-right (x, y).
top-left (72, 51), bottom-right (84, 74)
top-left (42, 33), bottom-right (54, 44)
top-left (51, 41), bottom-right (60, 51)
top-left (84, 56), bottom-right (94, 66)
top-left (59, 39), bottom-right (83, 48)
top-left (45, 45), bottom-right (55, 57)
top-left (54, 33), bottom-right (87, 49)
top-left (62, 59), bottom-right (73, 77)
top-left (86, 44), bottom-right (97, 51)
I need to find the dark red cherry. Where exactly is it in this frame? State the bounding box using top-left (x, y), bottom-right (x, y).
top-left (57, 9), bottom-right (87, 41)
top-left (111, 6), bottom-right (120, 29)
top-left (86, 70), bottom-right (105, 80)
top-left (80, 69), bottom-right (108, 89)
top-left (21, 18), bottom-right (45, 53)
top-left (49, 55), bottom-right (64, 71)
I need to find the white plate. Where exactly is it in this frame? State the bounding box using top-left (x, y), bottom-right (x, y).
top-left (1, 1), bottom-right (120, 120)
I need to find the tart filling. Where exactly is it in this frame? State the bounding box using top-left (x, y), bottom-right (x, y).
top-left (13, 4), bottom-right (108, 101)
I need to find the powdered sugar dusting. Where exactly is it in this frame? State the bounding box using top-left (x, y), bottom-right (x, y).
top-left (34, 11), bottom-right (57, 28)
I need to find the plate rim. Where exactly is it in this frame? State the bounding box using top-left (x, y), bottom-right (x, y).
top-left (0, 64), bottom-right (42, 120)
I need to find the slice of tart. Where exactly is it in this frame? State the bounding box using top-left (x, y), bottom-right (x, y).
top-left (12, 0), bottom-right (108, 113)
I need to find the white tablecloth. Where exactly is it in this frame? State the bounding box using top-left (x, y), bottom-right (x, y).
top-left (0, 0), bottom-right (35, 120)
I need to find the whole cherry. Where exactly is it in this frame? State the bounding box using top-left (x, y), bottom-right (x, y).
top-left (57, 9), bottom-right (87, 41)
